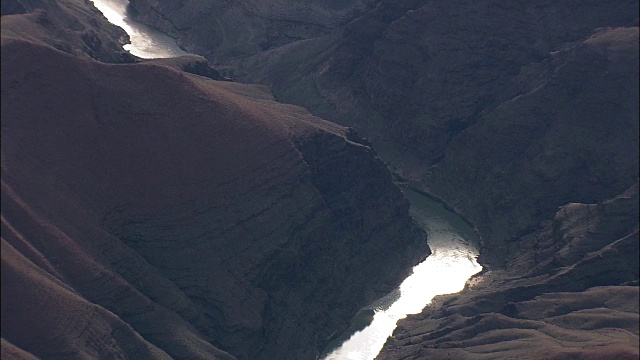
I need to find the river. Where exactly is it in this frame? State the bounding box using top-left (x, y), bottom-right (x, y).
top-left (322, 190), bottom-right (482, 359)
top-left (86, 3), bottom-right (483, 358)
top-left (90, 0), bottom-right (188, 58)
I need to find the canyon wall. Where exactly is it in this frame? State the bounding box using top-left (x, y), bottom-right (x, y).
top-left (129, 0), bottom-right (375, 64)
top-left (129, 0), bottom-right (639, 253)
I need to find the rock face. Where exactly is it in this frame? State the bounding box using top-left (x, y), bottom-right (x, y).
top-left (1, 26), bottom-right (428, 360)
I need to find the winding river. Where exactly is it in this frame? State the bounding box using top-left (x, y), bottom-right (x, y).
top-left (322, 190), bottom-right (482, 359)
top-left (88, 3), bottom-right (483, 358)
top-left (91, 0), bottom-right (188, 58)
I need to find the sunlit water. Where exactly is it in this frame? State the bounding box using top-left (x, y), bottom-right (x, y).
top-left (90, 0), bottom-right (188, 58)
top-left (323, 190), bottom-right (483, 360)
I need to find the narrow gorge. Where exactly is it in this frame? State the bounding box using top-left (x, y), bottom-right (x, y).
top-left (1, 0), bottom-right (638, 359)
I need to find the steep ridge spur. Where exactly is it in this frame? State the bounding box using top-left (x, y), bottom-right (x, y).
top-left (0, 8), bottom-right (429, 359)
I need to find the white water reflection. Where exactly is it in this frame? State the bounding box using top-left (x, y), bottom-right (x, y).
top-left (91, 0), bottom-right (188, 58)
top-left (324, 190), bottom-right (483, 360)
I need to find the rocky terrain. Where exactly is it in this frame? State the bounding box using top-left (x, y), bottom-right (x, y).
top-left (129, 0), bottom-right (376, 65)
top-left (379, 183), bottom-right (639, 359)
top-left (1, 0), bottom-right (133, 62)
top-left (125, 0), bottom-right (640, 358)
top-left (130, 0), bottom-right (638, 253)
top-left (0, 2), bottom-right (430, 359)
top-left (2, 0), bottom-right (639, 359)
top-left (379, 22), bottom-right (640, 360)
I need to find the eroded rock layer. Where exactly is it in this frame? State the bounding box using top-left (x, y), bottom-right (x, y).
top-left (0, 30), bottom-right (428, 360)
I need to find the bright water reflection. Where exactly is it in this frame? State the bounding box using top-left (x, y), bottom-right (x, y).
top-left (324, 190), bottom-right (483, 360)
top-left (90, 0), bottom-right (188, 58)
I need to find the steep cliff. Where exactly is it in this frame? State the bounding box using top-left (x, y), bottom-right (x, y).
top-left (1, 31), bottom-right (428, 360)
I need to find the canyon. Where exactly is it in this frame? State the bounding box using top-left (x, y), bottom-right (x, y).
top-left (2, 0), bottom-right (639, 359)
top-left (123, 1), bottom-right (640, 356)
top-left (2, 2), bottom-right (429, 358)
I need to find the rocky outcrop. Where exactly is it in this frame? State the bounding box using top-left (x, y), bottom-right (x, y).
top-left (377, 183), bottom-right (639, 359)
top-left (1, 0), bottom-right (134, 62)
top-left (0, 34), bottom-right (428, 360)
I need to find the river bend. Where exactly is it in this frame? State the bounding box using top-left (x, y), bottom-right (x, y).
top-left (323, 190), bottom-right (482, 360)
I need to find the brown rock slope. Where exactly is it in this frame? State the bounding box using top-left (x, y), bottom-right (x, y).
top-left (1, 36), bottom-right (428, 359)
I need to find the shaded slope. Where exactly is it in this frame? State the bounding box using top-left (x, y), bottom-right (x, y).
top-left (1, 37), bottom-right (428, 359)
top-left (374, 25), bottom-right (639, 359)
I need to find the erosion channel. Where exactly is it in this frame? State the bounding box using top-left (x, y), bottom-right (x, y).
top-left (89, 2), bottom-right (484, 359)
